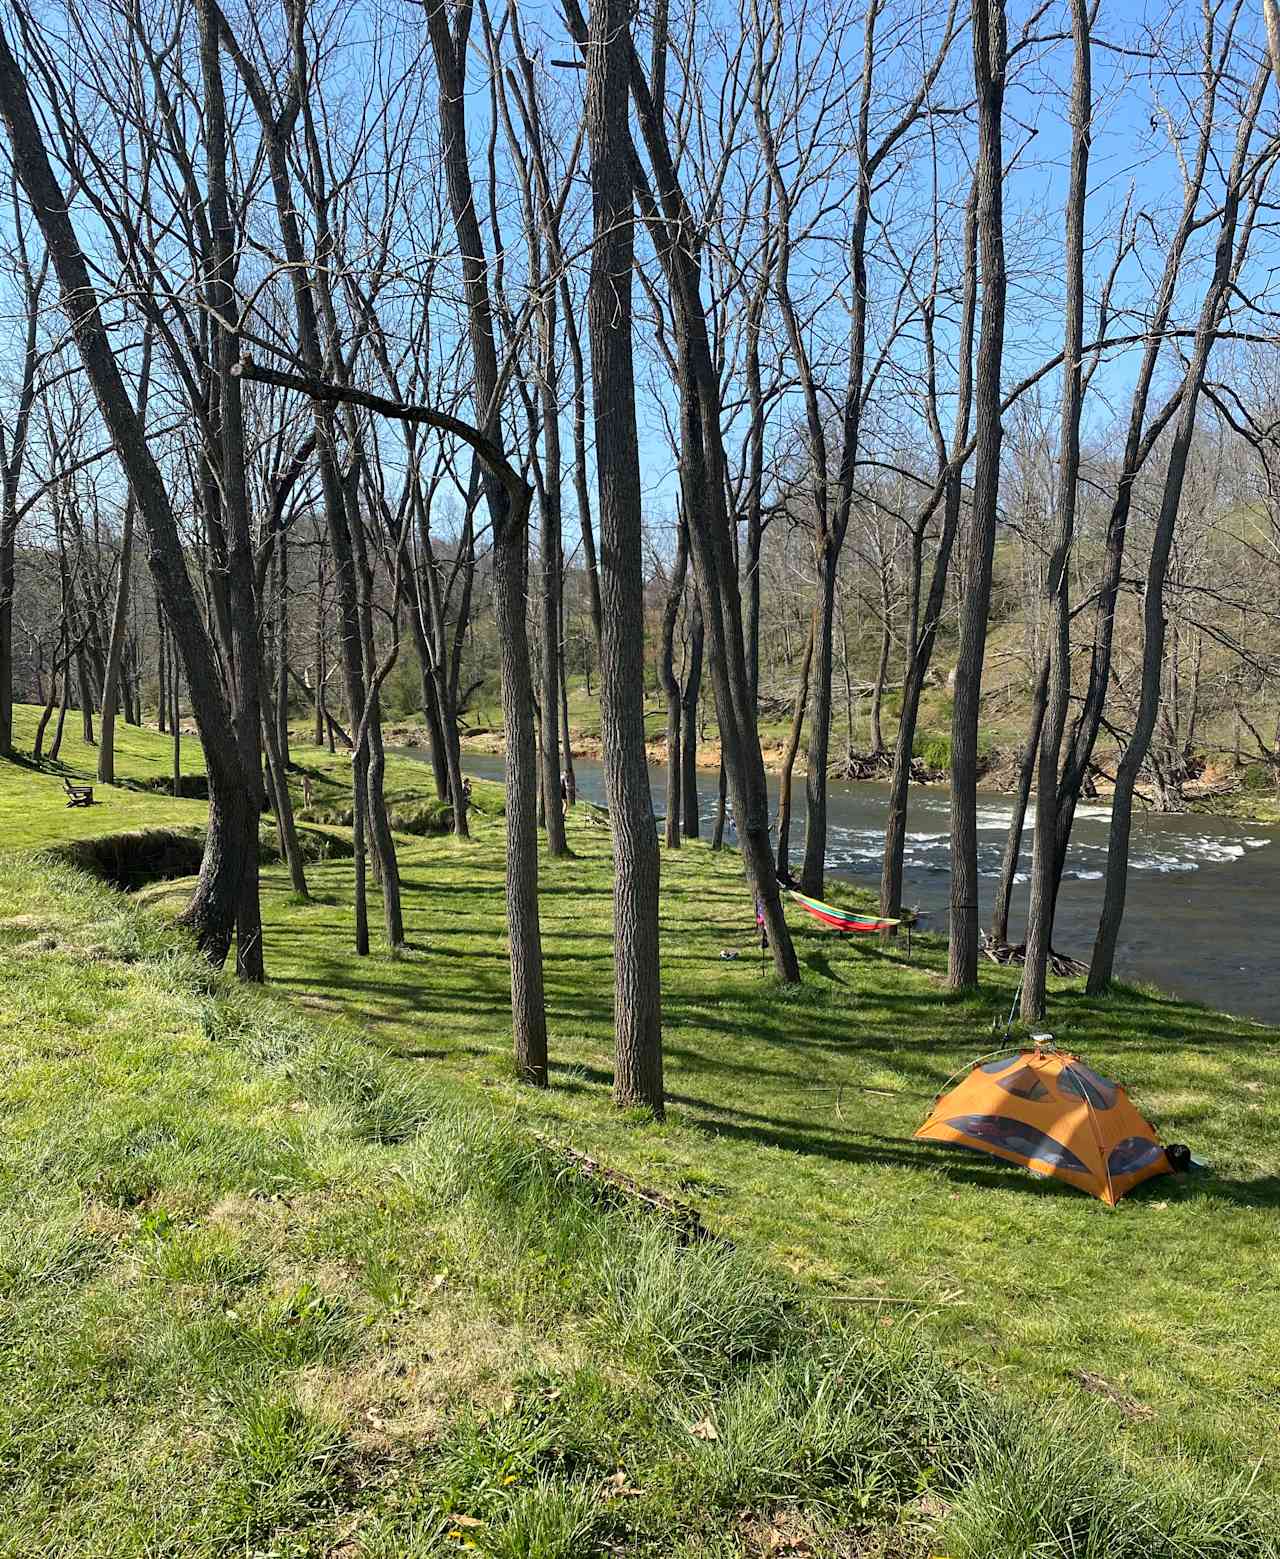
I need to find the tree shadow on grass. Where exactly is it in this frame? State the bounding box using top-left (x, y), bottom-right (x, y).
top-left (670, 1106), bottom-right (1280, 1208)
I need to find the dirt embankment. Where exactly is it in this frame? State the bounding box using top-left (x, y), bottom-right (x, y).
top-left (388, 722), bottom-right (942, 783)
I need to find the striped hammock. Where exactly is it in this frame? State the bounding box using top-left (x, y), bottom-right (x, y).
top-left (788, 888), bottom-right (900, 934)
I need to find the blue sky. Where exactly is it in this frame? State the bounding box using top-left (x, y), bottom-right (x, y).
top-left (3, 0), bottom-right (1277, 548)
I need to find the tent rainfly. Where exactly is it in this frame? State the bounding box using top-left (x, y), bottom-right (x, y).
top-left (914, 1044), bottom-right (1170, 1206)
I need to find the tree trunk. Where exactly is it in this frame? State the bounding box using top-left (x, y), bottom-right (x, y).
top-left (0, 508), bottom-right (23, 766)
top-left (947, 0), bottom-right (1007, 992)
top-left (76, 639), bottom-right (94, 745)
top-left (225, 19), bottom-right (394, 956)
top-left (488, 494), bottom-right (549, 1082)
top-left (1048, 21), bottom-right (1228, 919)
top-left (424, 0), bottom-right (547, 1080)
top-left (539, 514), bottom-right (568, 854)
top-left (658, 519), bottom-right (689, 848)
top-left (879, 191), bottom-right (977, 926)
top-left (586, 0), bottom-right (663, 1113)
top-left (260, 665), bottom-right (309, 897)
top-left (157, 604), bottom-right (167, 734)
top-left (711, 759), bottom-right (728, 851)
top-left (776, 612), bottom-right (815, 881)
top-left (49, 664), bottom-right (70, 760)
top-left (870, 584), bottom-right (891, 755)
top-left (992, 653), bottom-right (1048, 945)
top-left (680, 592), bottom-right (703, 838)
top-left (200, 0), bottom-right (265, 981)
top-left (559, 578), bottom-right (577, 805)
top-left (314, 535), bottom-right (326, 747)
top-left (170, 647), bottom-right (181, 799)
top-left (97, 497), bottom-right (134, 785)
top-left (406, 585), bottom-right (450, 798)
top-left (276, 517), bottom-right (290, 766)
top-left (1021, 0), bottom-right (1090, 1023)
top-left (347, 472), bottom-right (404, 947)
top-left (561, 281), bottom-right (603, 652)
top-left (1090, 61), bottom-right (1269, 992)
top-left (799, 558), bottom-right (836, 893)
top-left (562, 0), bottom-right (799, 980)
top-left (535, 287), bottom-right (568, 858)
top-left (32, 651), bottom-right (59, 758)
top-left (352, 774), bottom-right (370, 957)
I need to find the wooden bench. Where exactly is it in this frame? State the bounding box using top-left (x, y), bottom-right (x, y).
top-left (62, 777), bottom-right (95, 808)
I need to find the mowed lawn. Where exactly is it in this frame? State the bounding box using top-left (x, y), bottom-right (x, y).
top-left (6, 706), bottom-right (1279, 1492)
top-left (1, 707), bottom-right (208, 844)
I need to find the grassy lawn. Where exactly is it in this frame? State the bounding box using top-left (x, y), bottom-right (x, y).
top-left (0, 705), bottom-right (209, 844)
top-left (2, 706), bottom-right (1278, 1553)
top-left (256, 789), bottom-right (1280, 1483)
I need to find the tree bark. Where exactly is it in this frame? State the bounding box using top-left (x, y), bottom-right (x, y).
top-left (776, 612), bottom-right (815, 881)
top-left (658, 519), bottom-right (689, 849)
top-left (199, 0), bottom-right (265, 979)
top-left (680, 587), bottom-right (704, 838)
top-left (585, 0), bottom-right (664, 1113)
top-left (879, 188), bottom-right (977, 926)
top-left (869, 570), bottom-right (891, 755)
top-left (559, 576), bottom-right (577, 805)
top-left (563, 0), bottom-right (799, 980)
top-left (221, 6), bottom-right (396, 954)
top-left (423, 0), bottom-right (547, 1081)
top-left (947, 0), bottom-right (1007, 992)
top-left (992, 652), bottom-right (1048, 945)
top-left (799, 560), bottom-right (836, 891)
top-left (97, 497), bottom-right (135, 786)
top-left (275, 518), bottom-right (290, 766)
top-left (1021, 0), bottom-right (1090, 1021)
top-left (259, 651), bottom-right (308, 897)
top-left (711, 759), bottom-right (728, 851)
top-left (0, 184), bottom-right (41, 762)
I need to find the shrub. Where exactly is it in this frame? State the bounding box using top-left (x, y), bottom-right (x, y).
top-left (1241, 762), bottom-right (1276, 793)
top-left (387, 796), bottom-right (454, 835)
top-left (914, 732), bottom-right (952, 772)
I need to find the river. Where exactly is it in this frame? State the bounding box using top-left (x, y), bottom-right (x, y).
top-left (427, 751), bottom-right (1280, 1026)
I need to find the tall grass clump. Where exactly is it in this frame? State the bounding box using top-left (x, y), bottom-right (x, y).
top-left (587, 1224), bottom-right (794, 1387)
top-left (937, 1397), bottom-right (1280, 1559)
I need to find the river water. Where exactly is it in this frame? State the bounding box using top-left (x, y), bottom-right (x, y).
top-left (439, 752), bottom-right (1280, 1026)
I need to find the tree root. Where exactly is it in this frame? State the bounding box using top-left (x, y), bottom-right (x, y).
top-left (980, 933), bottom-right (1088, 979)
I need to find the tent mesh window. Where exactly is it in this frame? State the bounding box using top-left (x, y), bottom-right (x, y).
top-left (943, 1115), bottom-right (1091, 1173)
top-left (1108, 1137), bottom-right (1166, 1176)
top-left (1056, 1062), bottom-right (1117, 1109)
top-left (995, 1066), bottom-right (1051, 1101)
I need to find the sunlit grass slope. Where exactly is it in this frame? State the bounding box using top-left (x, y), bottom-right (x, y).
top-left (2, 706), bottom-right (1278, 1554)
top-left (1, 703), bottom-right (208, 847)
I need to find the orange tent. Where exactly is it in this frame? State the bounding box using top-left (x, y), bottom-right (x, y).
top-left (914, 1044), bottom-right (1169, 1205)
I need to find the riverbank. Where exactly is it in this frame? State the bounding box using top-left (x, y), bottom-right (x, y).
top-left (382, 719), bottom-right (1280, 827)
top-left (5, 704), bottom-right (1280, 1533)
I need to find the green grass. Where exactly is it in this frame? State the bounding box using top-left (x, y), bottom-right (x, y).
top-left (2, 705), bottom-right (1279, 1553)
top-left (219, 739), bottom-right (1280, 1490)
top-left (1, 705), bottom-right (208, 845)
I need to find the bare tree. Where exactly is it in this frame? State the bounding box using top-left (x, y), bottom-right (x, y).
top-left (1090, 57), bottom-right (1275, 992)
top-left (1020, 0), bottom-right (1091, 1020)
top-left (0, 159), bottom-right (45, 760)
top-left (564, 0), bottom-right (800, 982)
top-left (0, 12), bottom-right (260, 968)
top-left (584, 0), bottom-right (664, 1110)
top-left (947, 0), bottom-right (1007, 992)
top-left (423, 0), bottom-right (548, 1082)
